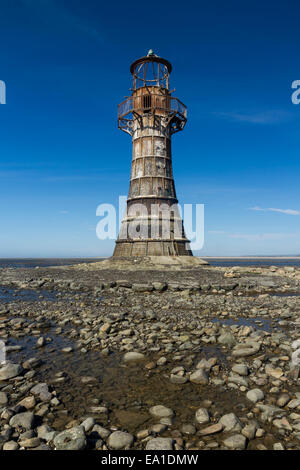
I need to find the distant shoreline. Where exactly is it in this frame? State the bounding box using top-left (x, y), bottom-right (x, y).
top-left (202, 256), bottom-right (300, 260)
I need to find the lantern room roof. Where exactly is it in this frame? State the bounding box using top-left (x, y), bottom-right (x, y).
top-left (130, 50), bottom-right (172, 75)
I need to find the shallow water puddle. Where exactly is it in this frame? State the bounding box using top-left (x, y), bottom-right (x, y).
top-left (210, 316), bottom-right (274, 332)
top-left (0, 287), bottom-right (58, 303)
top-left (5, 329), bottom-right (248, 435)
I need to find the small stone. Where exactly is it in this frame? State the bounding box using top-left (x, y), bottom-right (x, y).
top-left (81, 417), bottom-right (95, 432)
top-left (53, 426), bottom-right (86, 450)
top-left (22, 357), bottom-right (42, 369)
top-left (36, 337), bottom-right (45, 347)
top-left (19, 437), bottom-right (41, 448)
top-left (223, 434), bottom-right (247, 450)
top-left (246, 388), bottom-right (264, 403)
top-left (181, 424), bottom-right (196, 435)
top-left (151, 424), bottom-right (167, 434)
top-left (18, 396), bottom-right (36, 410)
top-left (149, 405), bottom-right (174, 419)
top-left (255, 428), bottom-right (265, 438)
top-left (190, 368), bottom-right (209, 385)
top-left (31, 383), bottom-right (52, 402)
top-left (232, 364), bottom-right (249, 376)
top-left (265, 365), bottom-right (283, 379)
top-left (91, 425), bottom-right (111, 439)
top-left (123, 352), bottom-right (145, 363)
top-left (108, 431), bottom-right (134, 450)
top-left (146, 438), bottom-right (173, 450)
top-left (61, 347), bottom-right (73, 353)
top-left (218, 332), bottom-right (236, 347)
top-left (9, 412), bottom-right (34, 430)
top-left (277, 394), bottom-right (290, 407)
top-left (198, 422), bottom-right (223, 436)
top-left (157, 357), bottom-right (167, 366)
top-left (195, 408), bottom-right (210, 424)
top-left (136, 429), bottom-right (150, 439)
top-left (0, 391), bottom-right (8, 406)
top-left (80, 376), bottom-right (98, 384)
top-left (170, 375), bottom-right (188, 384)
top-left (3, 441), bottom-right (19, 450)
top-left (219, 413), bottom-right (242, 432)
top-left (99, 323), bottom-right (111, 335)
top-left (242, 422), bottom-right (258, 440)
top-left (273, 442), bottom-right (285, 450)
top-left (0, 363), bottom-right (22, 380)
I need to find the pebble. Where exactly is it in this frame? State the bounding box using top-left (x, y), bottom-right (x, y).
top-left (246, 389), bottom-right (264, 403)
top-left (146, 438), bottom-right (174, 450)
top-left (195, 408), bottom-right (210, 425)
top-left (223, 434), bottom-right (247, 450)
top-left (108, 431), bottom-right (134, 450)
top-left (149, 405), bottom-right (174, 419)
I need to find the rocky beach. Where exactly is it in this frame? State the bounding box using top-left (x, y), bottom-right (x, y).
top-left (0, 258), bottom-right (300, 451)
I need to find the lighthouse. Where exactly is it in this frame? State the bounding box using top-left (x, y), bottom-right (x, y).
top-left (113, 50), bottom-right (193, 257)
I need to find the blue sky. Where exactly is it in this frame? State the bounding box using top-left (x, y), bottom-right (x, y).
top-left (0, 0), bottom-right (300, 257)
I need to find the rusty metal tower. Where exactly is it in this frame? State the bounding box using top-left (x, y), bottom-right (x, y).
top-left (113, 50), bottom-right (192, 257)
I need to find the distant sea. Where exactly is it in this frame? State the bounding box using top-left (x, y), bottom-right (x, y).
top-left (0, 257), bottom-right (300, 269)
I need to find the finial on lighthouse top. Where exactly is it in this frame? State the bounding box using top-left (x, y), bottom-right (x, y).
top-left (147, 49), bottom-right (156, 56)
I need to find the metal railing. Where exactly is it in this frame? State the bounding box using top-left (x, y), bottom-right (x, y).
top-left (118, 95), bottom-right (187, 120)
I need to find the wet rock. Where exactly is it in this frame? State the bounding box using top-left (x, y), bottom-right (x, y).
top-left (198, 422), bottom-right (223, 436)
top-left (190, 368), bottom-right (209, 385)
top-left (146, 437), bottom-right (173, 450)
top-left (218, 332), bottom-right (236, 347)
top-left (273, 442), bottom-right (285, 450)
top-left (123, 352), bottom-right (145, 363)
top-left (3, 441), bottom-right (19, 450)
top-left (246, 389), bottom-right (264, 404)
top-left (195, 408), bottom-right (210, 425)
top-left (223, 434), bottom-right (247, 450)
top-left (53, 426), bottom-right (87, 450)
top-left (232, 342), bottom-right (260, 357)
top-left (9, 412), bottom-right (34, 430)
top-left (22, 358), bottom-right (42, 370)
top-left (232, 364), bottom-right (249, 376)
top-left (242, 421), bottom-right (258, 440)
top-left (30, 383), bottom-right (52, 402)
top-left (108, 431), bottom-right (134, 450)
top-left (149, 405), bottom-right (174, 419)
top-left (170, 374), bottom-right (188, 384)
top-left (17, 396), bottom-right (36, 410)
top-left (0, 391), bottom-right (8, 406)
top-left (19, 437), bottom-right (41, 448)
top-left (151, 424), bottom-right (167, 434)
top-left (228, 374), bottom-right (249, 387)
top-left (277, 394), bottom-right (290, 407)
top-left (91, 425), bottom-right (111, 439)
top-left (36, 337), bottom-right (45, 347)
top-left (81, 417), bottom-right (95, 432)
top-left (181, 424), bottom-right (196, 435)
top-left (219, 413), bottom-right (242, 432)
top-left (37, 424), bottom-right (57, 441)
top-left (256, 404), bottom-right (283, 422)
top-left (0, 363), bottom-right (22, 380)
top-left (152, 282), bottom-right (167, 292)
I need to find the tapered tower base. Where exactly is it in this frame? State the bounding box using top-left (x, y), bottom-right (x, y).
top-left (113, 239), bottom-right (192, 257)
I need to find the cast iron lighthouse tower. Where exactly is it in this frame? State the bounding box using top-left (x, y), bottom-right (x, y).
top-left (113, 50), bottom-right (192, 257)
